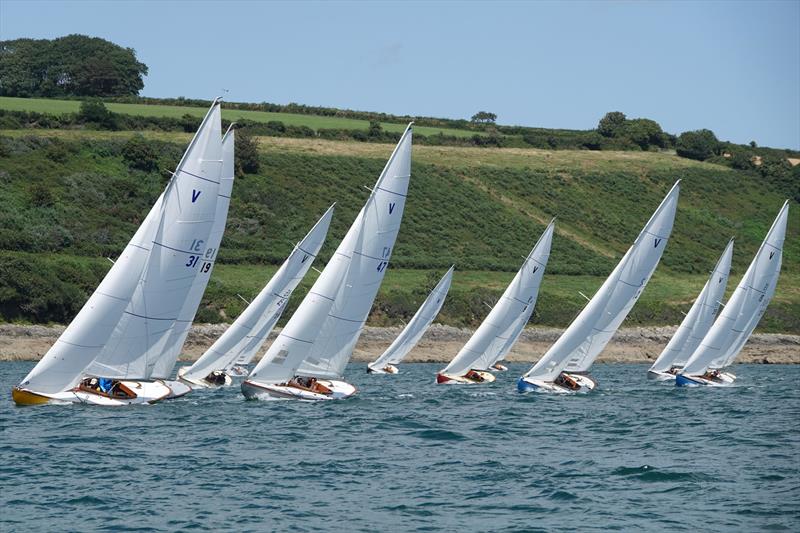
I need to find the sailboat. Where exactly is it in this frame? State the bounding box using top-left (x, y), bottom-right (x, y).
top-left (367, 266), bottom-right (454, 374)
top-left (241, 124), bottom-right (413, 401)
top-left (13, 100), bottom-right (225, 405)
top-left (437, 220), bottom-right (554, 385)
top-left (647, 239), bottom-right (733, 381)
top-left (178, 205), bottom-right (334, 387)
top-left (517, 182), bottom-right (679, 393)
top-left (676, 201), bottom-right (789, 387)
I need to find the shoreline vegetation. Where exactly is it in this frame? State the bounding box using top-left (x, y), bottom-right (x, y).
top-left (1, 324), bottom-right (797, 364)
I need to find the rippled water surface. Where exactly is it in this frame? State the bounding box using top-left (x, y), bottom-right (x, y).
top-left (2, 362), bottom-right (799, 532)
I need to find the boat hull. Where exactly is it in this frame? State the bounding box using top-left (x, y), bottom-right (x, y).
top-left (12, 379), bottom-right (174, 406)
top-left (516, 373), bottom-right (597, 394)
top-left (435, 370), bottom-right (496, 385)
top-left (647, 370), bottom-right (677, 382)
top-left (241, 378), bottom-right (357, 401)
top-left (675, 372), bottom-right (736, 387)
top-left (490, 363), bottom-right (508, 372)
top-left (367, 363), bottom-right (399, 374)
top-left (177, 368), bottom-right (233, 389)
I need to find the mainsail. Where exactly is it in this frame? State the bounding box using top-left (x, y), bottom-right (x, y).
top-left (368, 266), bottom-right (454, 370)
top-left (649, 239), bottom-right (733, 373)
top-left (442, 220), bottom-right (554, 377)
top-left (83, 101), bottom-right (224, 380)
top-left (681, 201), bottom-right (788, 376)
top-left (525, 182), bottom-right (679, 381)
top-left (181, 205), bottom-right (334, 382)
top-left (149, 125), bottom-right (236, 379)
top-left (249, 124), bottom-right (413, 384)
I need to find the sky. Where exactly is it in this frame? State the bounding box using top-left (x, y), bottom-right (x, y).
top-left (1, 0), bottom-right (799, 149)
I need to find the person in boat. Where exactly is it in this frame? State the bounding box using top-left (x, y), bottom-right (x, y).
top-left (465, 370), bottom-right (484, 382)
top-left (98, 378), bottom-right (114, 393)
top-left (555, 373), bottom-right (579, 390)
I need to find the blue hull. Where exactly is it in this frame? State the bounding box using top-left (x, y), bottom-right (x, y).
top-left (675, 374), bottom-right (702, 387)
top-left (516, 377), bottom-right (538, 392)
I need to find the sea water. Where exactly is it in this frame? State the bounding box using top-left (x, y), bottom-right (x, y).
top-left (1, 362), bottom-right (798, 532)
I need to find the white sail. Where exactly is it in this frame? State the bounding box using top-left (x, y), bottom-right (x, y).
top-left (681, 201), bottom-right (788, 376)
top-left (83, 101), bottom-right (224, 380)
top-left (649, 239), bottom-right (733, 373)
top-left (250, 124), bottom-right (413, 384)
top-left (182, 204), bottom-right (334, 381)
top-left (18, 196), bottom-right (162, 395)
top-left (149, 125), bottom-right (236, 379)
top-left (369, 266), bottom-right (454, 370)
top-left (525, 182), bottom-right (679, 381)
top-left (442, 220), bottom-right (554, 377)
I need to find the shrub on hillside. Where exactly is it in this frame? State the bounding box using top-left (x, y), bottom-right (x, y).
top-left (122, 134), bottom-right (159, 172)
top-left (676, 129), bottom-right (720, 161)
top-left (234, 129), bottom-right (260, 175)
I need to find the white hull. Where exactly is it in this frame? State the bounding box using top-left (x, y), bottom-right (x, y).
top-left (177, 367), bottom-right (233, 388)
top-left (517, 373), bottom-right (597, 394)
top-left (490, 363), bottom-right (508, 372)
top-left (367, 363), bottom-right (399, 374)
top-left (676, 371), bottom-right (736, 387)
top-left (227, 365), bottom-right (250, 377)
top-left (647, 370), bottom-right (677, 382)
top-left (241, 378), bottom-right (357, 401)
top-left (13, 379), bottom-right (174, 406)
top-left (435, 370), bottom-right (496, 385)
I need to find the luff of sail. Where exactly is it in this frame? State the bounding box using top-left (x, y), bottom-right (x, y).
top-left (248, 124), bottom-right (413, 386)
top-left (525, 181), bottom-right (679, 381)
top-left (182, 204), bottom-right (334, 382)
top-left (368, 266), bottom-right (454, 371)
top-left (442, 220), bottom-right (554, 377)
top-left (681, 201), bottom-right (789, 376)
top-left (649, 239), bottom-right (733, 373)
top-left (83, 100), bottom-right (224, 380)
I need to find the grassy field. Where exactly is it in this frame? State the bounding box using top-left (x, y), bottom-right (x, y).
top-left (0, 128), bottom-right (797, 331)
top-left (0, 96), bottom-right (484, 138)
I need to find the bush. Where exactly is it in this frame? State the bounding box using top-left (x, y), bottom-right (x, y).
top-left (676, 129), bottom-right (720, 161)
top-left (234, 129), bottom-right (260, 175)
top-left (121, 134), bottom-right (159, 172)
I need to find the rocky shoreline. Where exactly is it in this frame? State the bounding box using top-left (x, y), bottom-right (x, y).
top-left (1, 323), bottom-right (798, 364)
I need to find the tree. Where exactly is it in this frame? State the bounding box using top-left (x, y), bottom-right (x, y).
top-left (675, 129), bottom-right (720, 161)
top-left (234, 129), bottom-right (260, 176)
top-left (597, 111), bottom-right (626, 137)
top-left (78, 100), bottom-right (117, 129)
top-left (624, 118), bottom-right (665, 150)
top-left (368, 120), bottom-right (383, 138)
top-left (471, 111), bottom-right (497, 124)
top-left (0, 34), bottom-right (148, 97)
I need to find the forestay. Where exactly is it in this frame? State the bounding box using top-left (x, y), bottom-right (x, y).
top-left (249, 124), bottom-right (413, 384)
top-left (369, 266), bottom-right (454, 370)
top-left (182, 205), bottom-right (334, 382)
top-left (525, 182), bottom-right (679, 381)
top-left (681, 201), bottom-right (788, 375)
top-left (150, 126), bottom-right (236, 379)
top-left (84, 101), bottom-right (224, 380)
top-left (442, 220), bottom-right (554, 377)
top-left (649, 239), bottom-right (733, 373)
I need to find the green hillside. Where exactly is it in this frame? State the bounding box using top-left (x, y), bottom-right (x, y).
top-left (0, 129), bottom-right (797, 332)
